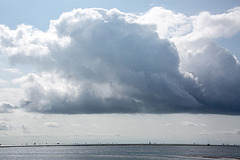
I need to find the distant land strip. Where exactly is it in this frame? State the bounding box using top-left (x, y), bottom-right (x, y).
top-left (0, 143), bottom-right (239, 148)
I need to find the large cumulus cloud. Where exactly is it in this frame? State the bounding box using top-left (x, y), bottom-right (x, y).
top-left (171, 7), bottom-right (240, 114)
top-left (1, 7), bottom-right (240, 114)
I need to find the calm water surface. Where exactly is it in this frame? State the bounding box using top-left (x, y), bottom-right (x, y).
top-left (0, 145), bottom-right (240, 160)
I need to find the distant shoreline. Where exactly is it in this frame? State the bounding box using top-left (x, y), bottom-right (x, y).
top-left (1, 143), bottom-right (239, 148)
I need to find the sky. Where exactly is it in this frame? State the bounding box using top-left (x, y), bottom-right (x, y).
top-left (0, 0), bottom-right (240, 145)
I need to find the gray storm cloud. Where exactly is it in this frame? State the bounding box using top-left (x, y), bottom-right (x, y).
top-left (0, 102), bottom-right (17, 113)
top-left (1, 7), bottom-right (240, 114)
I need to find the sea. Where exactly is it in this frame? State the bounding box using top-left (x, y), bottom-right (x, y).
top-left (0, 145), bottom-right (240, 160)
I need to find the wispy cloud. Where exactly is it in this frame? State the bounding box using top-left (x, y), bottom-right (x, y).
top-left (182, 121), bottom-right (206, 127)
top-left (2, 68), bottom-right (22, 74)
top-left (0, 121), bottom-right (9, 130)
top-left (44, 122), bottom-right (60, 128)
top-left (221, 129), bottom-right (240, 135)
top-left (0, 79), bottom-right (7, 85)
top-left (0, 102), bottom-right (18, 113)
top-left (21, 125), bottom-right (30, 133)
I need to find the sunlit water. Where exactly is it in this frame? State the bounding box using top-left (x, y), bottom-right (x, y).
top-left (0, 145), bottom-right (240, 160)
